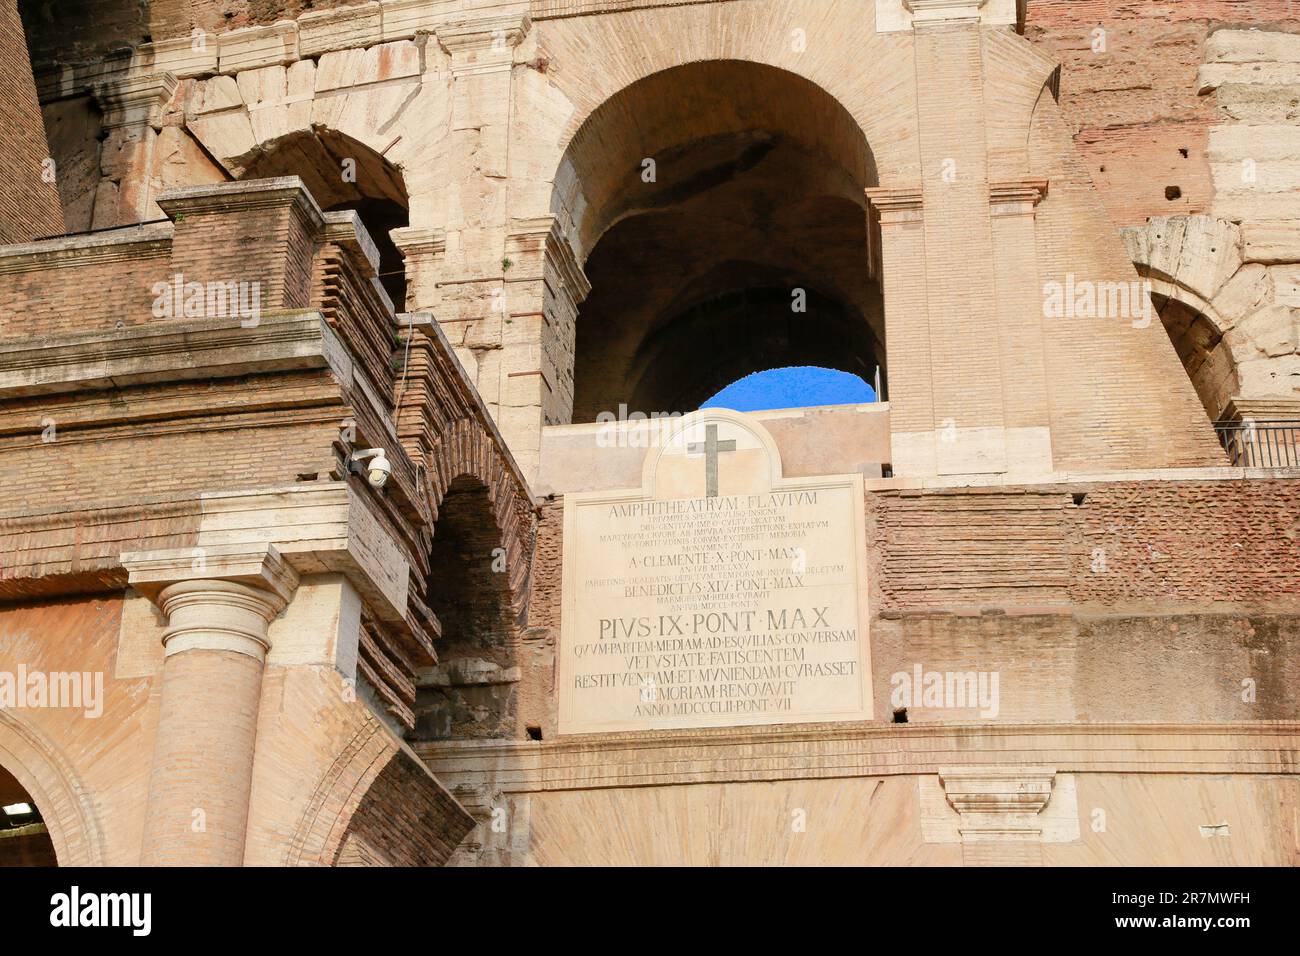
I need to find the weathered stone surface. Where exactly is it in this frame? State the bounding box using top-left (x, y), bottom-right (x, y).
top-left (3, 0), bottom-right (1300, 873)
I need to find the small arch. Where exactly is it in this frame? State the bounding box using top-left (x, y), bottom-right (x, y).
top-left (0, 712), bottom-right (103, 866)
top-left (1138, 273), bottom-right (1239, 423)
top-left (0, 763), bottom-right (56, 865)
top-left (414, 474), bottom-right (524, 740)
top-left (237, 127), bottom-right (410, 308)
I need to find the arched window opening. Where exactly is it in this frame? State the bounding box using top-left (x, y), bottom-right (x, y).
top-left (0, 764), bottom-right (56, 866)
top-left (239, 127), bottom-right (410, 308)
top-left (412, 477), bottom-right (521, 741)
top-left (556, 61), bottom-right (882, 422)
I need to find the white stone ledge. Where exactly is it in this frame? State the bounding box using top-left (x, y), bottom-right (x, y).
top-left (0, 223), bottom-right (173, 273)
top-left (415, 720), bottom-right (1300, 792)
top-left (876, 0), bottom-right (1016, 33)
top-left (0, 311), bottom-right (346, 398)
top-left (861, 465), bottom-right (1300, 492)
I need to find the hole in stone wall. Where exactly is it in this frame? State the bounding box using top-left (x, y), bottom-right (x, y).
top-left (1073, 493), bottom-right (1087, 506)
top-left (892, 708), bottom-right (908, 724)
top-left (1179, 148), bottom-right (1189, 158)
top-left (526, 725), bottom-right (542, 741)
top-left (1165, 185), bottom-right (1182, 200)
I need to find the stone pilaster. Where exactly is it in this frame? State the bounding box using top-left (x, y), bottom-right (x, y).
top-left (911, 5), bottom-right (1008, 476)
top-left (989, 180), bottom-right (1054, 474)
top-left (123, 543), bottom-right (298, 866)
top-left (90, 72), bottom-right (178, 229)
top-left (866, 187), bottom-right (935, 476)
top-left (495, 216), bottom-right (590, 480)
top-left (421, 14), bottom-right (541, 476)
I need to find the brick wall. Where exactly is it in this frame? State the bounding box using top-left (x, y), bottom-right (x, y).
top-left (0, 0), bottom-right (62, 245)
top-left (872, 478), bottom-right (1300, 612)
top-left (1024, 0), bottom-right (1300, 227)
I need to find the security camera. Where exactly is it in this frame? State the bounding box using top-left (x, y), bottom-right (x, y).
top-left (349, 448), bottom-right (392, 488)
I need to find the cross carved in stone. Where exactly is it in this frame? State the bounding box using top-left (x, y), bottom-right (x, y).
top-left (687, 424), bottom-right (737, 498)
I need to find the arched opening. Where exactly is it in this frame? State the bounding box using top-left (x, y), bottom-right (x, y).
top-left (412, 476), bottom-right (521, 741)
top-left (1152, 293), bottom-right (1238, 423)
top-left (0, 763), bottom-right (56, 866)
top-left (703, 366), bottom-right (877, 412)
top-left (239, 127), bottom-right (410, 308)
top-left (555, 61), bottom-right (882, 422)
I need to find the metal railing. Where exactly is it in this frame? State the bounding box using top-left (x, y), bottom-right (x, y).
top-left (1214, 420), bottom-right (1300, 468)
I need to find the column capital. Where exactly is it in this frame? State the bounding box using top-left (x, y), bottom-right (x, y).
top-left (391, 225), bottom-right (448, 258)
top-left (939, 766), bottom-right (1056, 841)
top-left (990, 179), bottom-right (1049, 217)
top-left (92, 72), bottom-right (179, 131)
top-left (876, 0), bottom-right (1016, 33)
top-left (436, 14), bottom-right (531, 74)
top-left (905, 0), bottom-right (986, 23)
top-left (121, 543), bottom-right (299, 659)
top-left (866, 186), bottom-right (925, 225)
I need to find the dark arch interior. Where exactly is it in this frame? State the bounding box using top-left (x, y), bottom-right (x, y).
top-left (557, 61), bottom-right (883, 422)
top-left (0, 764), bottom-right (56, 866)
top-left (240, 126), bottom-right (410, 309)
top-left (413, 476), bottom-right (520, 741)
top-left (1153, 293), bottom-right (1238, 422)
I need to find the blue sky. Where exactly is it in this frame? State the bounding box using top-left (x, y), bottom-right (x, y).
top-left (701, 366), bottom-right (876, 412)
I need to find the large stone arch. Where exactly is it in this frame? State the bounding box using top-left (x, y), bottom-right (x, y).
top-left (0, 711), bottom-right (103, 866)
top-left (231, 126), bottom-right (411, 308)
top-left (546, 57), bottom-right (884, 422)
top-left (526, 0), bottom-right (920, 223)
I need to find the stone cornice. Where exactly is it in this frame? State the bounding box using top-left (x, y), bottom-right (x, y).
top-left (436, 14), bottom-right (532, 56)
top-left (157, 177), bottom-right (327, 234)
top-left (0, 222), bottom-right (173, 274)
top-left (122, 541), bottom-right (299, 606)
top-left (505, 216), bottom-right (592, 303)
top-left (390, 226), bottom-right (448, 258)
top-left (939, 765), bottom-right (1055, 815)
top-left (92, 72), bottom-right (179, 130)
top-left (866, 186), bottom-right (925, 224)
top-left (415, 721), bottom-right (1300, 793)
top-left (990, 179), bottom-right (1049, 216)
top-left (322, 210), bottom-right (382, 276)
top-left (905, 0), bottom-right (986, 22)
top-left (876, 0), bottom-right (1016, 33)
top-left (0, 311), bottom-right (348, 398)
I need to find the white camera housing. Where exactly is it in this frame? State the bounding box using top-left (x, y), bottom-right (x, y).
top-left (349, 448), bottom-right (392, 489)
